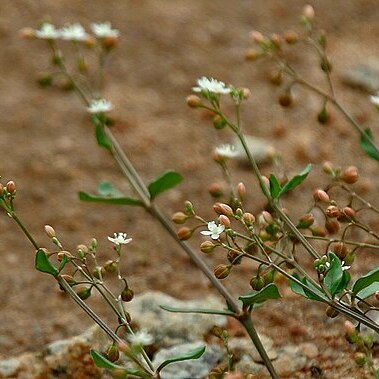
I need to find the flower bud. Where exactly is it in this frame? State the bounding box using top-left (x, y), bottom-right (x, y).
top-left (342, 207), bottom-right (355, 219)
top-left (186, 94), bottom-right (202, 108)
top-left (76, 287), bottom-right (92, 300)
top-left (19, 27), bottom-right (35, 39)
top-left (278, 91), bottom-right (292, 107)
top-left (200, 240), bottom-right (216, 254)
top-left (242, 88), bottom-right (251, 99)
top-left (213, 202), bottom-right (234, 216)
top-left (325, 219), bottom-right (340, 234)
top-left (303, 4), bottom-right (315, 20)
top-left (44, 225), bottom-right (56, 238)
top-left (322, 161), bottom-right (334, 175)
top-left (236, 182), bottom-right (246, 199)
top-left (354, 352), bottom-right (367, 367)
top-left (270, 70), bottom-right (283, 86)
top-left (60, 274), bottom-right (76, 286)
top-left (57, 251), bottom-right (73, 261)
top-left (6, 181), bottom-right (16, 194)
top-left (104, 260), bottom-right (118, 273)
top-left (213, 114), bottom-right (227, 129)
top-left (261, 211), bottom-right (273, 224)
top-left (218, 215), bottom-right (231, 228)
top-left (101, 35), bottom-right (118, 49)
top-left (325, 205), bottom-right (340, 218)
top-left (245, 48), bottom-right (260, 61)
top-left (106, 343), bottom-right (120, 363)
top-left (297, 213), bottom-right (314, 229)
top-left (208, 182), bottom-right (224, 198)
top-left (184, 201), bottom-right (195, 216)
top-left (283, 30), bottom-right (298, 44)
top-left (313, 189), bottom-right (330, 203)
top-left (121, 287), bottom-right (134, 302)
top-left (249, 30), bottom-right (264, 44)
top-left (310, 226), bottom-right (327, 237)
top-left (177, 227), bottom-right (193, 241)
top-left (171, 212), bottom-right (188, 224)
top-left (333, 242), bottom-right (348, 259)
top-left (250, 276), bottom-right (265, 291)
top-left (343, 251), bottom-right (355, 266)
top-left (270, 33), bottom-right (282, 48)
top-left (317, 107), bottom-right (329, 124)
top-left (344, 320), bottom-right (356, 336)
top-left (214, 264), bottom-right (230, 279)
top-left (92, 266), bottom-right (105, 280)
top-left (243, 212), bottom-right (255, 225)
top-left (320, 57), bottom-right (332, 73)
top-left (341, 166), bottom-right (359, 184)
top-left (326, 306), bottom-right (339, 318)
top-left (77, 244), bottom-right (89, 259)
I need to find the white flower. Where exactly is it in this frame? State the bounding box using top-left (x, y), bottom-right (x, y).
top-left (370, 94), bottom-right (379, 107)
top-left (35, 23), bottom-right (60, 40)
top-left (214, 144), bottom-right (238, 159)
top-left (107, 232), bottom-right (132, 245)
top-left (87, 98), bottom-right (113, 114)
top-left (91, 22), bottom-right (119, 39)
top-left (193, 77), bottom-right (232, 95)
top-left (341, 261), bottom-right (351, 271)
top-left (128, 330), bottom-right (154, 346)
top-left (200, 221), bottom-right (225, 240)
top-left (60, 23), bottom-right (89, 41)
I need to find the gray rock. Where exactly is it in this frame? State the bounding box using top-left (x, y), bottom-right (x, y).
top-left (127, 291), bottom-right (227, 347)
top-left (0, 357), bottom-right (22, 377)
top-left (232, 135), bottom-right (274, 166)
top-left (342, 60), bottom-right (379, 94)
top-left (152, 342), bottom-right (223, 379)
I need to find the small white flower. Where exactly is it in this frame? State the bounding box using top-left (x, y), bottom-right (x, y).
top-left (60, 23), bottom-right (89, 41)
top-left (200, 221), bottom-right (225, 240)
top-left (214, 144), bottom-right (238, 159)
top-left (341, 261), bottom-right (351, 271)
top-left (193, 77), bottom-right (232, 95)
top-left (370, 94), bottom-right (379, 107)
top-left (107, 232), bottom-right (132, 245)
top-left (128, 330), bottom-right (154, 346)
top-left (87, 98), bottom-right (113, 114)
top-left (35, 23), bottom-right (60, 40)
top-left (91, 22), bottom-right (119, 39)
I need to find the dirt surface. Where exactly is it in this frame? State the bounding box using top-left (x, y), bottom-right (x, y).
top-left (1, 0), bottom-right (379, 378)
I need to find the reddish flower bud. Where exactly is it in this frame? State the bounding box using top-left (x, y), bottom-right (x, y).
top-left (325, 205), bottom-right (340, 218)
top-left (213, 115), bottom-right (227, 130)
top-left (236, 182), bottom-right (246, 199)
top-left (208, 182), bottom-right (224, 198)
top-left (326, 306), bottom-right (339, 318)
top-left (177, 227), bottom-right (193, 241)
top-left (342, 207), bottom-right (355, 219)
top-left (313, 189), bottom-right (330, 203)
top-left (283, 30), bottom-right (298, 44)
top-left (214, 264), bottom-right (231, 279)
top-left (106, 343), bottom-right (120, 363)
top-left (243, 212), bottom-right (255, 225)
top-left (297, 213), bottom-right (314, 229)
top-left (303, 4), bottom-right (315, 20)
top-left (57, 251), bottom-right (73, 261)
top-left (245, 48), bottom-right (260, 61)
top-left (333, 242), bottom-right (348, 259)
top-left (121, 287), bottom-right (134, 302)
top-left (250, 276), bottom-right (265, 291)
top-left (218, 215), bottom-right (231, 228)
top-left (6, 181), bottom-right (16, 194)
top-left (242, 88), bottom-right (251, 99)
top-left (278, 91), bottom-right (292, 107)
top-left (270, 70), bottom-right (283, 86)
top-left (341, 166), bottom-right (359, 184)
top-left (325, 219), bottom-right (340, 234)
top-left (249, 30), bottom-right (264, 44)
top-left (213, 202), bottom-right (234, 216)
top-left (186, 95), bottom-right (202, 108)
top-left (60, 274), bottom-right (76, 286)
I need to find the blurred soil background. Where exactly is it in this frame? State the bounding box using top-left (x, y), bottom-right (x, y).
top-left (1, 0), bottom-right (379, 377)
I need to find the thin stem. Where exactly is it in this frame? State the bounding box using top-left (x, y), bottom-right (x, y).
top-left (10, 212), bottom-right (39, 250)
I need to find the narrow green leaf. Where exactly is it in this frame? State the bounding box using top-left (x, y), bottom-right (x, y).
top-left (353, 266), bottom-right (379, 295)
top-left (35, 249), bottom-right (58, 277)
top-left (79, 192), bottom-right (144, 206)
top-left (95, 122), bottom-right (112, 150)
top-left (239, 283), bottom-right (281, 306)
top-left (58, 254), bottom-right (68, 273)
top-left (160, 305), bottom-right (236, 317)
top-left (148, 170), bottom-right (183, 200)
top-left (269, 174), bottom-right (281, 199)
top-left (360, 128), bottom-right (379, 162)
top-left (278, 164), bottom-right (312, 197)
top-left (356, 282), bottom-right (379, 300)
top-left (90, 350), bottom-right (147, 377)
top-left (324, 252), bottom-right (344, 297)
top-left (97, 181), bottom-right (123, 197)
top-left (156, 346), bottom-right (205, 374)
top-left (290, 273), bottom-right (327, 302)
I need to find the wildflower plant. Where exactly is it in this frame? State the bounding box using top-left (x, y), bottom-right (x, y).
top-left (2, 5), bottom-right (379, 378)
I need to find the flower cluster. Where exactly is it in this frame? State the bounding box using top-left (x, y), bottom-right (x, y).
top-left (107, 232), bottom-right (132, 246)
top-left (87, 98), bottom-right (114, 114)
top-left (193, 77), bottom-right (232, 95)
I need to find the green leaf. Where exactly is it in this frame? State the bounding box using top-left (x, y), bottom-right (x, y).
top-left (79, 191), bottom-right (144, 207)
top-left (156, 346), bottom-right (205, 374)
top-left (160, 305), bottom-right (236, 317)
top-left (353, 266), bottom-right (379, 296)
top-left (278, 164), bottom-right (312, 197)
top-left (239, 283), bottom-right (281, 306)
top-left (35, 249), bottom-right (58, 277)
top-left (92, 115), bottom-right (112, 150)
top-left (356, 282), bottom-right (379, 300)
top-left (360, 128), bottom-right (379, 162)
top-left (324, 252), bottom-right (347, 297)
top-left (269, 174), bottom-right (281, 199)
top-left (58, 254), bottom-right (68, 273)
top-left (90, 350), bottom-right (148, 377)
top-left (290, 273), bottom-right (327, 302)
top-left (148, 170), bottom-right (183, 200)
top-left (97, 181), bottom-right (123, 197)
